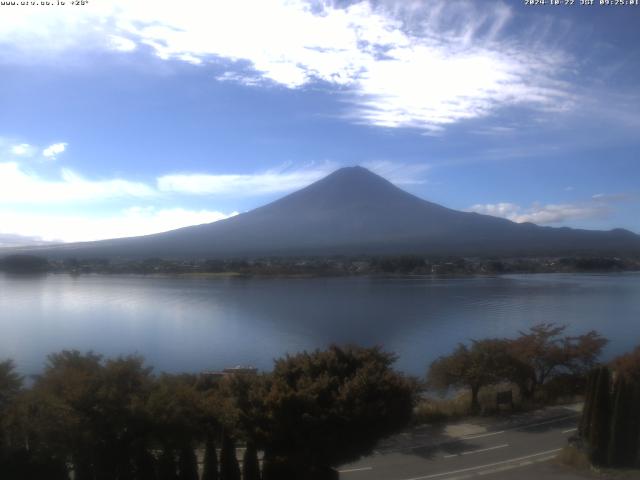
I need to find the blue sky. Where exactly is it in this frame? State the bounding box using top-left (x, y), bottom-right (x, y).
top-left (0, 0), bottom-right (638, 244)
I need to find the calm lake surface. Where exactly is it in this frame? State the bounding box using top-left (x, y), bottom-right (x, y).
top-left (1, 272), bottom-right (639, 377)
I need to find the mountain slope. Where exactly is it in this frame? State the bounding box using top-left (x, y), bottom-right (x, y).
top-left (8, 166), bottom-right (640, 259)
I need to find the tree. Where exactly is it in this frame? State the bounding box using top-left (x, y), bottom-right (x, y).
top-left (428, 339), bottom-right (512, 412)
top-left (0, 359), bottom-right (22, 411)
top-left (30, 350), bottom-right (104, 478)
top-left (178, 446), bottom-right (199, 480)
top-left (146, 373), bottom-right (207, 455)
top-left (242, 441), bottom-right (260, 480)
top-left (578, 369), bottom-right (598, 438)
top-left (23, 351), bottom-right (157, 479)
top-left (587, 366), bottom-right (611, 466)
top-left (201, 438), bottom-right (219, 480)
top-left (579, 345), bottom-right (640, 469)
top-left (611, 345), bottom-right (640, 384)
top-left (609, 345), bottom-right (640, 466)
top-left (507, 324), bottom-right (607, 400)
top-left (0, 359), bottom-right (22, 449)
top-left (261, 345), bottom-right (417, 478)
top-left (132, 447), bottom-right (157, 480)
top-left (157, 448), bottom-right (179, 480)
top-left (0, 359), bottom-right (27, 479)
top-left (606, 375), bottom-right (639, 467)
top-left (219, 433), bottom-right (241, 480)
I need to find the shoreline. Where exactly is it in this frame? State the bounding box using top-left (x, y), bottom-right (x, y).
top-left (2, 269), bottom-right (639, 280)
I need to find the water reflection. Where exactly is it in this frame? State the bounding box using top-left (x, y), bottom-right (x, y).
top-left (1, 272), bottom-right (638, 376)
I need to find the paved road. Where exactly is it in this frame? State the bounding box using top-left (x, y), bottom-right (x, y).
top-left (339, 414), bottom-right (581, 480)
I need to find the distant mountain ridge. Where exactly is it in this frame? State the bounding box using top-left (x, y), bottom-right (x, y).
top-left (6, 166), bottom-right (640, 259)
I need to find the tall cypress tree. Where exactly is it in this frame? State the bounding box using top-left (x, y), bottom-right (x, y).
top-left (628, 382), bottom-right (640, 466)
top-left (133, 448), bottom-right (157, 480)
top-left (607, 375), bottom-right (627, 467)
top-left (219, 434), bottom-right (241, 480)
top-left (178, 446), bottom-right (199, 480)
top-left (157, 448), bottom-right (178, 480)
top-left (588, 366), bottom-right (611, 466)
top-left (202, 439), bottom-right (219, 480)
top-left (242, 442), bottom-right (260, 480)
top-left (579, 369), bottom-right (597, 438)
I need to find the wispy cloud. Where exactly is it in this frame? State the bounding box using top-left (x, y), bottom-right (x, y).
top-left (157, 163), bottom-right (339, 196)
top-left (158, 161), bottom-right (430, 196)
top-left (469, 201), bottom-right (609, 225)
top-left (42, 142), bottom-right (67, 160)
top-left (0, 162), bottom-right (155, 204)
top-left (0, 0), bottom-right (573, 132)
top-left (1, 145), bottom-right (431, 206)
top-left (592, 193), bottom-right (635, 203)
top-left (361, 160), bottom-right (430, 185)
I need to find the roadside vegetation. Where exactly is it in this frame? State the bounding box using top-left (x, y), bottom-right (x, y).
top-left (423, 323), bottom-right (606, 418)
top-left (0, 346), bottom-right (417, 480)
top-left (1, 328), bottom-right (638, 478)
top-left (558, 345), bottom-right (640, 473)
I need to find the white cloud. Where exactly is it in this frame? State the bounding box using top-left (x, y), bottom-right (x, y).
top-left (0, 207), bottom-right (237, 243)
top-left (0, 162), bottom-right (155, 204)
top-left (0, 0), bottom-right (573, 132)
top-left (42, 142), bottom-right (67, 159)
top-left (1, 152), bottom-right (430, 205)
top-left (157, 163), bottom-right (339, 196)
top-left (158, 161), bottom-right (429, 196)
top-left (469, 202), bottom-right (521, 220)
top-left (109, 35), bottom-right (136, 52)
top-left (469, 201), bottom-right (608, 225)
top-left (11, 143), bottom-right (36, 156)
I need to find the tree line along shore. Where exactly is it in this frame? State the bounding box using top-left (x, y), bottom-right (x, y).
top-left (1, 323), bottom-right (639, 479)
top-left (1, 253), bottom-right (639, 276)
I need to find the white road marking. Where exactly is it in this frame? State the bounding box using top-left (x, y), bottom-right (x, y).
top-left (338, 466), bottom-right (373, 474)
top-left (460, 430), bottom-right (505, 440)
top-left (462, 444), bottom-right (509, 456)
top-left (477, 454), bottom-right (558, 476)
top-left (519, 416), bottom-right (576, 430)
top-left (562, 427), bottom-right (578, 434)
top-left (380, 414), bottom-right (578, 455)
top-left (443, 443), bottom-right (509, 458)
top-left (402, 448), bottom-right (563, 480)
top-left (430, 455), bottom-right (559, 480)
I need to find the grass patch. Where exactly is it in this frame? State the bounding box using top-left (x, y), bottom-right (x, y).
top-left (557, 445), bottom-right (591, 471)
top-left (413, 383), bottom-right (584, 425)
top-left (557, 446), bottom-right (640, 478)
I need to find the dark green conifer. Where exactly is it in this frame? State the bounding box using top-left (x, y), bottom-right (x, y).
top-left (579, 369), bottom-right (597, 438)
top-left (242, 442), bottom-right (260, 480)
top-left (201, 438), bottom-right (219, 480)
top-left (157, 448), bottom-right (178, 480)
top-left (178, 446), bottom-right (198, 480)
top-left (627, 382), bottom-right (640, 466)
top-left (219, 434), bottom-right (240, 480)
top-left (588, 366), bottom-right (611, 466)
top-left (607, 375), bottom-right (627, 466)
top-left (133, 448), bottom-right (157, 480)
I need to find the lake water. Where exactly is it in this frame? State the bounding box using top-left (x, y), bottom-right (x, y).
top-left (1, 272), bottom-right (639, 377)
